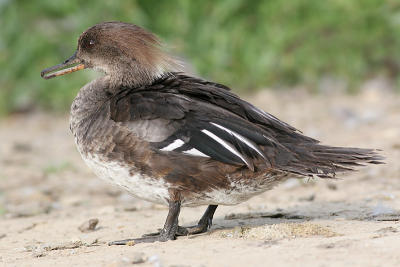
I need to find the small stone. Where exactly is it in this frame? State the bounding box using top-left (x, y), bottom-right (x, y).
top-left (317, 243), bottom-right (335, 249)
top-left (131, 252), bottom-right (147, 264)
top-left (13, 142), bottom-right (32, 152)
top-left (299, 194), bottom-right (315, 202)
top-left (123, 205), bottom-right (138, 212)
top-left (32, 250), bottom-right (46, 258)
top-left (78, 218), bottom-right (99, 233)
top-left (79, 236), bottom-right (101, 246)
top-left (126, 241), bottom-right (135, 246)
top-left (392, 143), bottom-right (400, 150)
top-left (28, 244), bottom-right (49, 257)
top-left (51, 240), bottom-right (83, 250)
top-left (327, 183), bottom-right (337, 190)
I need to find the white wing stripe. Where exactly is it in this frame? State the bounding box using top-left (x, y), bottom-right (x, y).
top-left (251, 105), bottom-right (280, 123)
top-left (210, 122), bottom-right (266, 158)
top-left (201, 129), bottom-right (250, 165)
top-left (183, 148), bottom-right (210, 158)
top-left (160, 139), bottom-right (185, 151)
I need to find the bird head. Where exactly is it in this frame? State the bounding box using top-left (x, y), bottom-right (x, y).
top-left (41, 21), bottom-right (179, 86)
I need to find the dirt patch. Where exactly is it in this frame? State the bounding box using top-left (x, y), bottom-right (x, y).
top-left (218, 222), bottom-right (339, 240)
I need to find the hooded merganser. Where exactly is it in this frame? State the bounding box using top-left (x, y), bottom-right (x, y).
top-left (41, 21), bottom-right (383, 245)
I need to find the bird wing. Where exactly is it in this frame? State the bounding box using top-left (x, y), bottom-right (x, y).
top-left (108, 73), bottom-right (295, 171)
top-left (108, 73), bottom-right (382, 177)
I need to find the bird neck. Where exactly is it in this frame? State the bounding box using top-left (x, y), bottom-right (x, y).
top-left (69, 76), bottom-right (115, 137)
top-left (108, 66), bottom-right (166, 88)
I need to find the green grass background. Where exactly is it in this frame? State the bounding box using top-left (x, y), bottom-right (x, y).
top-left (1, 0), bottom-right (399, 114)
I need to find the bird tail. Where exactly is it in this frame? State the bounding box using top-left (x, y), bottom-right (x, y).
top-left (280, 144), bottom-right (384, 178)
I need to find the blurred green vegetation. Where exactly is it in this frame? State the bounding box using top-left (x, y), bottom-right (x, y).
top-left (1, 0), bottom-right (399, 114)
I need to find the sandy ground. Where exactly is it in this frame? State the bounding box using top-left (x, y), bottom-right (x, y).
top-left (0, 88), bottom-right (399, 267)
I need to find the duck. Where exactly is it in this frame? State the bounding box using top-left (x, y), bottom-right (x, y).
top-left (41, 21), bottom-right (383, 245)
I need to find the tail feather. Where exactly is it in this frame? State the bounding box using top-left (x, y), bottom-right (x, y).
top-left (279, 144), bottom-right (384, 178)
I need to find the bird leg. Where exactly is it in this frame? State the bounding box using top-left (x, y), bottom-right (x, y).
top-left (109, 200), bottom-right (181, 245)
top-left (176, 205), bottom-right (218, 236)
top-left (139, 204), bottom-right (218, 240)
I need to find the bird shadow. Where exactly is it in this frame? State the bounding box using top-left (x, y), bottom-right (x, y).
top-left (184, 200), bottom-right (400, 239)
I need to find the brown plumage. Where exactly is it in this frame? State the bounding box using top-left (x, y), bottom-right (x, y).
top-left (41, 21), bottom-right (383, 245)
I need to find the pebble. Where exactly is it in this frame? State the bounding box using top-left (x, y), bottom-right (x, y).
top-left (78, 218), bottom-right (99, 233)
top-left (327, 183), bottom-right (337, 190)
top-left (13, 142), bottom-right (32, 153)
top-left (122, 205), bottom-right (138, 212)
top-left (299, 194), bottom-right (315, 202)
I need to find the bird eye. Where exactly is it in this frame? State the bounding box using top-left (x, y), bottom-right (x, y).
top-left (89, 40), bottom-right (95, 45)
